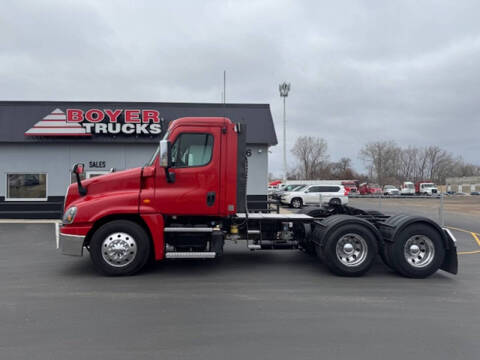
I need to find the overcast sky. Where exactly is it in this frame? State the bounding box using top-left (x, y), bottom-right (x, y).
top-left (1, 0), bottom-right (479, 176)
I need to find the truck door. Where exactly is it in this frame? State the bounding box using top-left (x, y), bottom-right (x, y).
top-left (155, 126), bottom-right (221, 215)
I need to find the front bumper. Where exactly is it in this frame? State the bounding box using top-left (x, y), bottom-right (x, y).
top-left (59, 232), bottom-right (85, 256)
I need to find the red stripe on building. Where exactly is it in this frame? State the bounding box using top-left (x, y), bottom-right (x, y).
top-left (24, 133), bottom-right (92, 137)
top-left (31, 126), bottom-right (86, 129)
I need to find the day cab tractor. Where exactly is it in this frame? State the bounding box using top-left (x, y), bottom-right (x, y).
top-left (59, 117), bottom-right (458, 278)
top-left (415, 181), bottom-right (439, 196)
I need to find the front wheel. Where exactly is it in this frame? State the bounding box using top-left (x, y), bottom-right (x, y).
top-left (89, 220), bottom-right (151, 276)
top-left (320, 224), bottom-right (378, 276)
top-left (291, 198), bottom-right (303, 209)
top-left (385, 224), bottom-right (445, 278)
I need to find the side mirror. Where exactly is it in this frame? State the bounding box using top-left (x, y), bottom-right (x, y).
top-left (72, 163), bottom-right (84, 175)
top-left (72, 163), bottom-right (87, 196)
top-left (159, 140), bottom-right (171, 168)
top-left (159, 140), bottom-right (175, 183)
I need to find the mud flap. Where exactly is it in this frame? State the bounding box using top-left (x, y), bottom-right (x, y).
top-left (440, 228), bottom-right (458, 275)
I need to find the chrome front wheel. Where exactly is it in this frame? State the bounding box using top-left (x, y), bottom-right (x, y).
top-left (101, 232), bottom-right (138, 267)
top-left (89, 220), bottom-right (151, 276)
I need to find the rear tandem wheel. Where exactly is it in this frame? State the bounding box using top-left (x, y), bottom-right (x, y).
top-left (317, 222), bottom-right (378, 277)
top-left (384, 223), bottom-right (445, 278)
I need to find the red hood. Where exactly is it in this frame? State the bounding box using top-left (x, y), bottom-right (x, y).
top-left (64, 167), bottom-right (142, 211)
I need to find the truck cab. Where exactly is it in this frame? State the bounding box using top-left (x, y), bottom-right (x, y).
top-left (400, 181), bottom-right (415, 195)
top-left (415, 181), bottom-right (439, 196)
top-left (60, 117), bottom-right (243, 272)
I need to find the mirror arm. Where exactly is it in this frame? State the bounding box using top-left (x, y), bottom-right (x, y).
top-left (75, 172), bottom-right (87, 196)
top-left (164, 167), bottom-right (175, 183)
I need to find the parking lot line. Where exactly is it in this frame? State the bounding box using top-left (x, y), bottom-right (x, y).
top-left (446, 226), bottom-right (480, 255)
top-left (447, 226), bottom-right (480, 236)
top-left (471, 232), bottom-right (480, 247)
top-left (458, 250), bottom-right (480, 255)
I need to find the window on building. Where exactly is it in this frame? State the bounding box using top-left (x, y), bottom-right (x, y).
top-left (6, 173), bottom-right (47, 200)
top-left (86, 171), bottom-right (109, 179)
top-left (171, 133), bottom-right (213, 168)
top-left (70, 172), bottom-right (86, 184)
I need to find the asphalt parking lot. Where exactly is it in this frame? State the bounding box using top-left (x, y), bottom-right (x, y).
top-left (1, 199), bottom-right (480, 360)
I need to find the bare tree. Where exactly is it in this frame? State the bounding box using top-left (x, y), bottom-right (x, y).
top-left (330, 157), bottom-right (355, 179)
top-left (359, 141), bottom-right (401, 185)
top-left (398, 146), bottom-right (418, 182)
top-left (291, 136), bottom-right (329, 179)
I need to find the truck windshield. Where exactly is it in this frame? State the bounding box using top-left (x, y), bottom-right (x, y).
top-left (146, 131), bottom-right (170, 166)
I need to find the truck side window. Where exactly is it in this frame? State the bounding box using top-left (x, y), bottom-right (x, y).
top-left (171, 133), bottom-right (214, 168)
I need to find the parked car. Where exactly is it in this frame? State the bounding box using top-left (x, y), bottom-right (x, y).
top-left (471, 191), bottom-right (480, 196)
top-left (455, 192), bottom-right (469, 196)
top-left (383, 185), bottom-right (400, 196)
top-left (271, 184), bottom-right (306, 200)
top-left (341, 180), bottom-right (358, 194)
top-left (281, 184), bottom-right (348, 209)
top-left (359, 183), bottom-right (382, 195)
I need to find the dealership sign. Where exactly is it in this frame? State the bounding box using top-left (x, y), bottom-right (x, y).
top-left (25, 108), bottom-right (162, 137)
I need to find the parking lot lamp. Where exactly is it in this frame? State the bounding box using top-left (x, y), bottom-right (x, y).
top-left (279, 82), bottom-right (291, 182)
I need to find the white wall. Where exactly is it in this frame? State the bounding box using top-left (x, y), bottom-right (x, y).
top-left (0, 143), bottom-right (156, 197)
top-left (0, 142), bottom-right (269, 197)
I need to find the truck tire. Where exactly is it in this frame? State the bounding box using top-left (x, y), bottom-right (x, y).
top-left (322, 223), bottom-right (378, 276)
top-left (294, 223), bottom-right (316, 256)
top-left (291, 198), bottom-right (303, 209)
top-left (301, 206), bottom-right (329, 218)
top-left (365, 210), bottom-right (383, 216)
top-left (89, 220), bottom-right (151, 276)
top-left (385, 223), bottom-right (445, 278)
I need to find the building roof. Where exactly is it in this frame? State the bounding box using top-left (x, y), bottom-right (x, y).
top-left (0, 101), bottom-right (277, 145)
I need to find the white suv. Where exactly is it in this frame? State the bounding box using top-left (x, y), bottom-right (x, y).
top-left (281, 184), bottom-right (348, 209)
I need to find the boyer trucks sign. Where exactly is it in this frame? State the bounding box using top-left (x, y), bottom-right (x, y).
top-left (25, 108), bottom-right (162, 137)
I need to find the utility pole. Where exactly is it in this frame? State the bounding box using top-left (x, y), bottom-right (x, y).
top-left (279, 82), bottom-right (291, 182)
top-left (223, 70), bottom-right (226, 104)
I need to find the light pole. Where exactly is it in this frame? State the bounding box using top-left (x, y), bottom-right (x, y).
top-left (279, 82), bottom-right (290, 182)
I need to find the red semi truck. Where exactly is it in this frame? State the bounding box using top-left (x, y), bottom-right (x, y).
top-left (59, 117), bottom-right (457, 278)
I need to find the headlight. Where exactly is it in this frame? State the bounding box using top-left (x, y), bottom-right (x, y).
top-left (62, 206), bottom-right (77, 224)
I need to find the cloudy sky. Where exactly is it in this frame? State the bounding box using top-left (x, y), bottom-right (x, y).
top-left (1, 0), bottom-right (479, 176)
